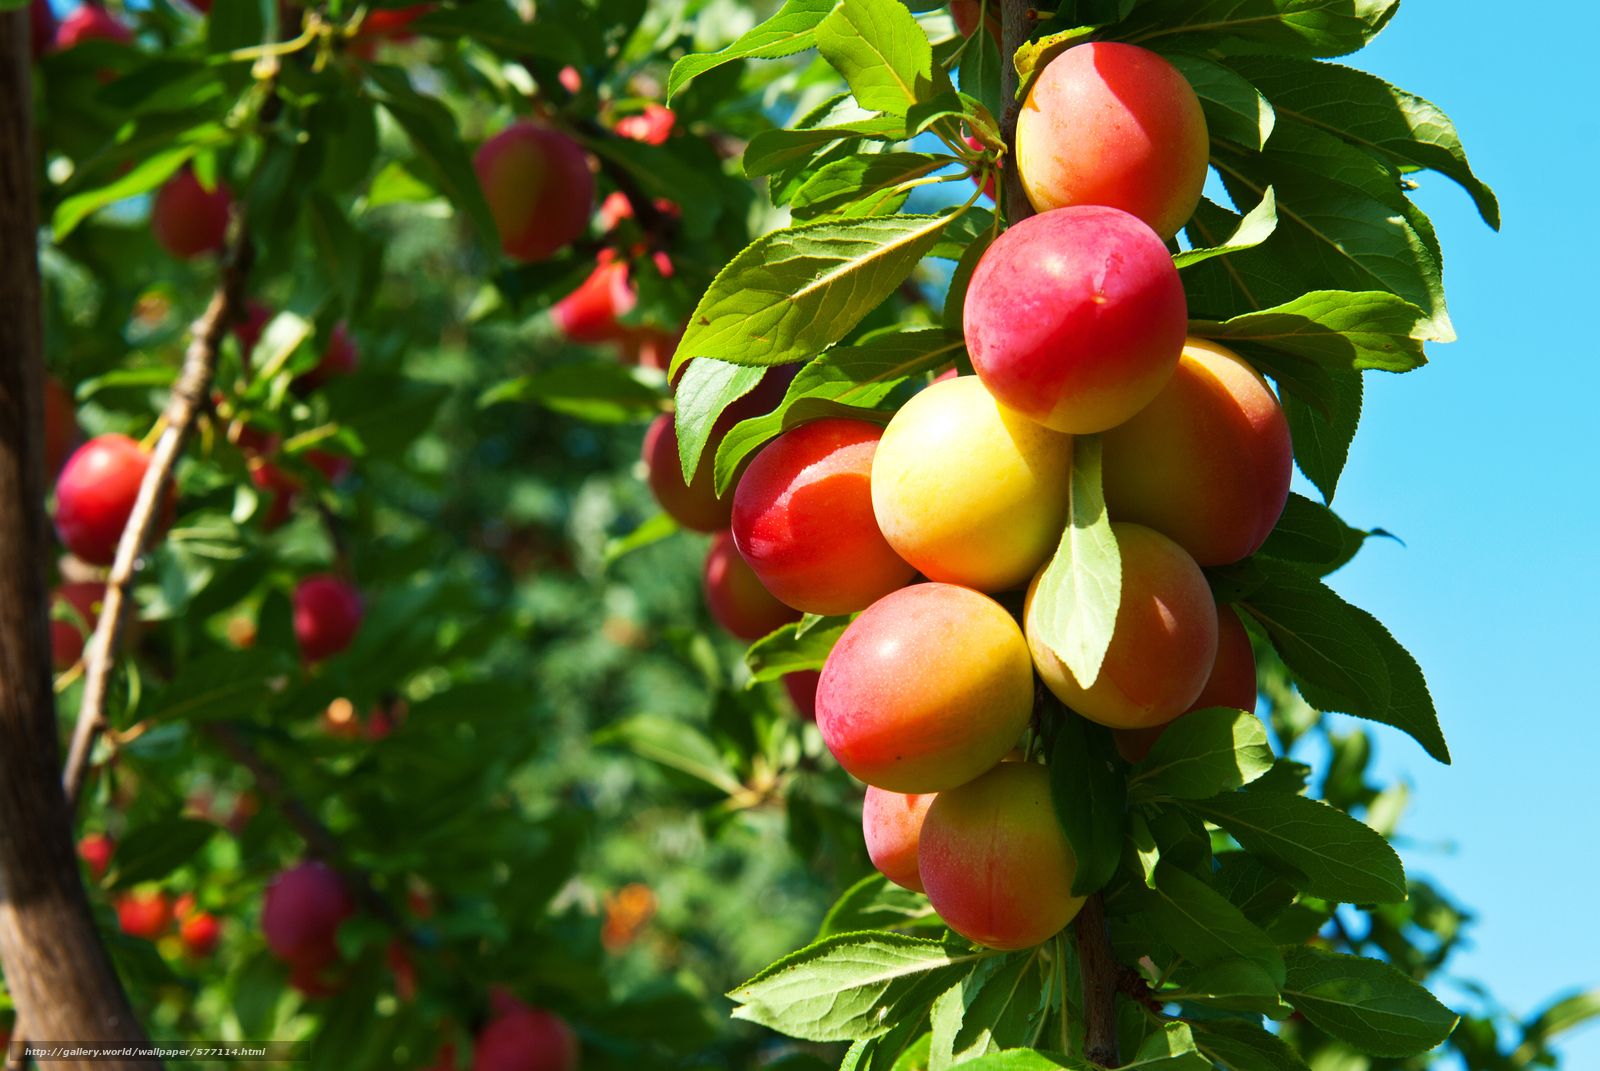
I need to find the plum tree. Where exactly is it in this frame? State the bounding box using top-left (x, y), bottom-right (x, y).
top-left (1114, 602), bottom-right (1258, 761)
top-left (1028, 523), bottom-right (1218, 729)
top-left (702, 529), bottom-right (799, 641)
top-left (472, 997), bottom-right (579, 1071)
top-left (292, 575), bottom-right (364, 663)
top-left (150, 168), bottom-right (231, 260)
top-left (1016, 42), bottom-right (1208, 240)
top-left (551, 253), bottom-right (636, 345)
top-left (474, 121), bottom-right (595, 262)
top-left (732, 419), bottom-right (914, 614)
top-left (53, 433), bottom-right (161, 566)
top-left (1102, 337), bottom-right (1293, 566)
top-left (49, 581), bottom-right (106, 670)
top-left (261, 861), bottom-right (353, 970)
top-left (816, 583), bottom-right (1032, 792)
top-left (862, 787), bottom-right (934, 892)
top-left (918, 763), bottom-right (1084, 950)
top-left (963, 206), bottom-right (1187, 434)
top-left (872, 375), bottom-right (1073, 592)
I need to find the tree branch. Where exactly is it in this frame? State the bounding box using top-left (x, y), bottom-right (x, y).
top-left (1075, 893), bottom-right (1120, 1067)
top-left (0, 12), bottom-right (159, 1068)
top-left (999, 0), bottom-right (1035, 226)
top-left (61, 223), bottom-right (255, 810)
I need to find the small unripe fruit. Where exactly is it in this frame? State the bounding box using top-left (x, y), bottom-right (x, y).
top-left (615, 104), bottom-right (674, 145)
top-left (872, 376), bottom-right (1072, 592)
top-left (293, 575), bottom-right (363, 663)
top-left (1017, 42), bottom-right (1209, 240)
top-left (50, 581), bottom-right (106, 670)
top-left (54, 434), bottom-right (162, 566)
top-left (262, 861), bottom-right (353, 969)
top-left (1102, 338), bottom-right (1292, 566)
top-left (54, 5), bottom-right (132, 48)
top-left (1027, 523), bottom-right (1218, 729)
top-left (473, 1001), bottom-right (580, 1071)
top-left (964, 206), bottom-right (1186, 434)
top-left (177, 901), bottom-right (222, 957)
top-left (862, 787), bottom-right (935, 892)
top-left (78, 832), bottom-right (114, 880)
top-left (117, 891), bottom-right (171, 941)
top-left (948, 0), bottom-right (998, 40)
top-left (151, 169), bottom-right (231, 260)
top-left (233, 299), bottom-right (274, 355)
top-left (919, 763), bottom-right (1084, 950)
top-left (817, 583), bottom-right (1032, 793)
top-left (732, 420), bottom-right (914, 615)
top-left (474, 121), bottom-right (595, 262)
top-left (1115, 603), bottom-right (1257, 761)
top-left (551, 255), bottom-right (635, 345)
top-left (703, 530), bottom-right (799, 640)
top-left (293, 322), bottom-right (359, 394)
top-left (30, 0), bottom-right (57, 61)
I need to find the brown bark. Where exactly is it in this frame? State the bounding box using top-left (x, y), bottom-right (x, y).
top-left (999, 0), bottom-right (1036, 227)
top-left (1074, 893), bottom-right (1121, 1067)
top-left (0, 14), bottom-right (159, 1069)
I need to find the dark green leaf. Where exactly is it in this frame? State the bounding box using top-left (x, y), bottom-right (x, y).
top-left (108, 818), bottom-right (217, 889)
top-left (1048, 712), bottom-right (1125, 896)
top-left (594, 715), bottom-right (744, 796)
top-left (1142, 863), bottom-right (1284, 981)
top-left (1191, 1018), bottom-right (1311, 1071)
top-left (478, 362), bottom-right (664, 423)
top-left (1167, 957), bottom-right (1288, 1016)
top-left (1130, 707), bottom-right (1274, 801)
top-left (746, 616), bottom-right (852, 682)
top-left (667, 0), bottom-right (839, 100)
top-left (816, 0), bottom-right (944, 117)
top-left (1283, 946), bottom-right (1459, 1056)
top-left (1282, 366), bottom-right (1362, 502)
top-left (1240, 562), bottom-right (1390, 717)
top-left (1163, 52), bottom-right (1275, 150)
top-left (1187, 790), bottom-right (1406, 904)
top-left (674, 356), bottom-right (768, 482)
top-left (1124, 1021), bottom-right (1212, 1069)
top-left (1257, 492), bottom-right (1374, 575)
top-left (790, 152), bottom-right (954, 220)
top-left (1191, 290), bottom-right (1430, 375)
top-left (929, 951), bottom-right (1047, 1066)
top-left (818, 873), bottom-right (940, 938)
top-left (1118, 0), bottom-right (1398, 58)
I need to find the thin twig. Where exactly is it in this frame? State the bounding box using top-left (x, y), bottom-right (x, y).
top-left (999, 0), bottom-right (1035, 226)
top-left (61, 226), bottom-right (256, 810)
top-left (204, 723), bottom-right (409, 935)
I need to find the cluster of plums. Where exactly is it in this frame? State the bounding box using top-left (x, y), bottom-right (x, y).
top-left (77, 833), bottom-right (223, 958)
top-left (635, 40), bottom-right (1293, 951)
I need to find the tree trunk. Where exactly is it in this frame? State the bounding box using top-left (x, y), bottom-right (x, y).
top-left (0, 15), bottom-right (160, 1069)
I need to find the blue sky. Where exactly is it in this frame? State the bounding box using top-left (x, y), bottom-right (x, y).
top-left (1309, 1), bottom-right (1600, 1065)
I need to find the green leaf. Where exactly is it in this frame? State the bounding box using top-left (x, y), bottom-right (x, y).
top-left (744, 117), bottom-right (906, 179)
top-left (1282, 366), bottom-right (1361, 502)
top-left (1012, 25), bottom-right (1102, 92)
top-left (108, 818), bottom-right (217, 889)
top-left (1190, 290), bottom-right (1430, 374)
top-left (1210, 136), bottom-right (1452, 340)
top-left (1141, 862), bottom-right (1284, 982)
top-left (714, 328), bottom-right (963, 493)
top-left (153, 651), bottom-right (287, 723)
top-left (594, 715), bottom-right (744, 796)
top-left (1224, 54), bottom-right (1499, 228)
top-left (746, 616), bottom-right (852, 682)
top-left (477, 362), bottom-right (664, 423)
top-left (604, 512), bottom-right (680, 567)
top-left (1123, 1021), bottom-right (1212, 1070)
top-left (670, 213), bottom-right (956, 376)
top-left (1047, 713), bottom-right (1125, 897)
top-left (1190, 1018), bottom-right (1311, 1071)
top-left (1187, 790), bottom-right (1406, 904)
top-left (1297, 604), bottom-right (1450, 764)
top-left (1117, 0), bottom-right (1398, 58)
top-left (53, 145), bottom-right (197, 241)
top-left (1256, 492), bottom-right (1375, 575)
top-left (411, 2), bottom-right (582, 62)
top-left (667, 0), bottom-right (839, 100)
top-left (929, 951), bottom-right (1047, 1067)
top-left (1163, 52), bottom-right (1275, 151)
top-left (368, 67), bottom-right (498, 253)
top-left (817, 0), bottom-right (943, 117)
top-left (1130, 707), bottom-right (1275, 801)
top-left (790, 152), bottom-right (954, 220)
top-left (819, 874), bottom-right (940, 939)
top-left (728, 932), bottom-right (997, 1042)
top-left (1028, 436), bottom-right (1119, 688)
top-left (934, 1051), bottom-right (1080, 1070)
top-left (1282, 946), bottom-right (1459, 1056)
top-left (1212, 851), bottom-right (1299, 924)
top-left (1173, 187), bottom-right (1277, 269)
top-left (1516, 989), bottom-right (1600, 1063)
top-left (1167, 957), bottom-right (1289, 1016)
top-left (1240, 562), bottom-right (1389, 716)
top-left (673, 356), bottom-right (768, 483)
